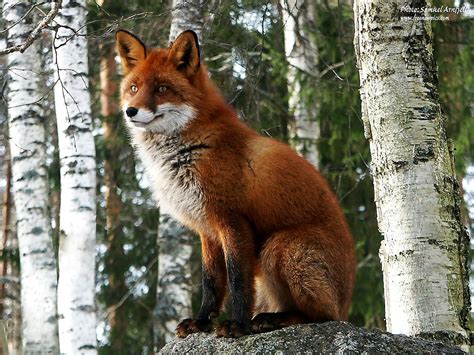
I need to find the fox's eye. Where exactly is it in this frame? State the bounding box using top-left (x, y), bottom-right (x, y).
top-left (131, 84), bottom-right (138, 93)
top-left (158, 86), bottom-right (167, 93)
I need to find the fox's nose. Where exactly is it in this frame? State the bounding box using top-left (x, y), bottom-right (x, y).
top-left (126, 107), bottom-right (138, 117)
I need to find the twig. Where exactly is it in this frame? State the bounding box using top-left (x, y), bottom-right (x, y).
top-left (99, 256), bottom-right (158, 322)
top-left (318, 61), bottom-right (345, 79)
top-left (0, 0), bottom-right (62, 56)
top-left (6, 78), bottom-right (58, 109)
top-left (0, 2), bottom-right (47, 35)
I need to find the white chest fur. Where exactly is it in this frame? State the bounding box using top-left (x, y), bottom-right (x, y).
top-left (133, 132), bottom-right (207, 227)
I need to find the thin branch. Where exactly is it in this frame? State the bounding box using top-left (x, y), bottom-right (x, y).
top-left (99, 256), bottom-right (158, 322)
top-left (318, 61), bottom-right (345, 80)
top-left (0, 0), bottom-right (62, 56)
top-left (0, 2), bottom-right (47, 35)
top-left (6, 78), bottom-right (58, 109)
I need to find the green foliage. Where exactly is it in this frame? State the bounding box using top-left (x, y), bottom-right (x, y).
top-left (204, 0), bottom-right (289, 140)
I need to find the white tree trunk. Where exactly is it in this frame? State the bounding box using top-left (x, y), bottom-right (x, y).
top-left (53, 0), bottom-right (97, 353)
top-left (353, 0), bottom-right (470, 348)
top-left (280, 0), bottom-right (320, 167)
top-left (3, 0), bottom-right (58, 353)
top-left (169, 0), bottom-right (204, 42)
top-left (154, 0), bottom-right (204, 348)
top-left (3, 1), bottom-right (59, 353)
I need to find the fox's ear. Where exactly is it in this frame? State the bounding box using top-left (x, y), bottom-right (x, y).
top-left (168, 30), bottom-right (200, 76)
top-left (116, 30), bottom-right (147, 75)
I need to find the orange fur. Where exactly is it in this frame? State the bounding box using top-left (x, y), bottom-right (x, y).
top-left (116, 30), bottom-right (356, 337)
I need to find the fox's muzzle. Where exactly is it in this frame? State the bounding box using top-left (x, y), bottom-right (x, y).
top-left (126, 107), bottom-right (138, 117)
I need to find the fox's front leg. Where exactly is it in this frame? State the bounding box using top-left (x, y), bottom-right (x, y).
top-left (176, 235), bottom-right (226, 338)
top-left (215, 219), bottom-right (256, 338)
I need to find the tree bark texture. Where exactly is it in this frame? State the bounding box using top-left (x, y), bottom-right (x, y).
top-left (280, 0), bottom-right (320, 167)
top-left (53, 0), bottom-right (97, 353)
top-left (3, 1), bottom-right (60, 353)
top-left (154, 0), bottom-right (205, 348)
top-left (353, 0), bottom-right (470, 348)
top-left (168, 0), bottom-right (205, 42)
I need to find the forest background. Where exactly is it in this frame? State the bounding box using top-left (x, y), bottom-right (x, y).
top-left (0, 0), bottom-right (472, 354)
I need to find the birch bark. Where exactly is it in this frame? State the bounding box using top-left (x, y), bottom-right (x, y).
top-left (3, 1), bottom-right (59, 353)
top-left (280, 0), bottom-right (319, 167)
top-left (353, 0), bottom-right (470, 348)
top-left (53, 0), bottom-right (97, 353)
top-left (154, 0), bottom-right (204, 348)
top-left (168, 0), bottom-right (204, 43)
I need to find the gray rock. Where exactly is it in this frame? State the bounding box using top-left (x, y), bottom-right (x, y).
top-left (159, 321), bottom-right (464, 354)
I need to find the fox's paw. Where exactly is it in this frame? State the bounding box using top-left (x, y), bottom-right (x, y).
top-left (250, 313), bottom-right (282, 333)
top-left (250, 312), bottom-right (307, 333)
top-left (215, 320), bottom-right (250, 338)
top-left (175, 318), bottom-right (212, 338)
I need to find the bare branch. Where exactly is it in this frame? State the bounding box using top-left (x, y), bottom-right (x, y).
top-left (0, 2), bottom-right (47, 35)
top-left (0, 0), bottom-right (62, 56)
top-left (99, 256), bottom-right (158, 322)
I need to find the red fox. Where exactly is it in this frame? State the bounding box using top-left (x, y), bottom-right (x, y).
top-left (116, 29), bottom-right (356, 338)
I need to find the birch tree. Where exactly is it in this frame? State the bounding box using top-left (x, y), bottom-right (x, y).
top-left (154, 0), bottom-right (205, 348)
top-left (53, 0), bottom-right (97, 353)
top-left (3, 1), bottom-right (59, 352)
top-left (353, 0), bottom-right (470, 348)
top-left (280, 0), bottom-right (319, 167)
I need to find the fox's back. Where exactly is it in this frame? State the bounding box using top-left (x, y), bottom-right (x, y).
top-left (244, 136), bottom-right (346, 231)
top-left (195, 123), bottom-right (352, 237)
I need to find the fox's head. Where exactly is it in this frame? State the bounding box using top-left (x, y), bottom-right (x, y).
top-left (116, 29), bottom-right (208, 134)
